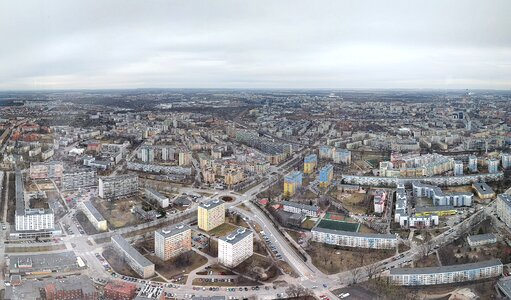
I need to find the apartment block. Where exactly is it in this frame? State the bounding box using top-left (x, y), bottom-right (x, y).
top-left (311, 227), bottom-right (397, 249)
top-left (467, 233), bottom-right (497, 247)
top-left (79, 201), bottom-right (107, 231)
top-left (155, 224), bottom-right (191, 261)
top-left (144, 188), bottom-right (169, 208)
top-left (281, 200), bottom-right (319, 217)
top-left (412, 181), bottom-right (473, 207)
top-left (389, 259), bottom-right (502, 286)
top-left (111, 235), bottom-right (155, 279)
top-left (218, 227), bottom-right (253, 268)
top-left (29, 161), bottom-right (64, 180)
top-left (303, 154), bottom-right (317, 174)
top-left (496, 194), bottom-right (511, 228)
top-left (198, 199), bottom-right (225, 231)
top-left (62, 169), bottom-right (97, 191)
top-left (319, 164), bottom-right (333, 188)
top-left (283, 171), bottom-right (302, 196)
top-left (98, 174), bottom-right (138, 199)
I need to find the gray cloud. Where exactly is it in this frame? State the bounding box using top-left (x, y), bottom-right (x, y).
top-left (1, 0), bottom-right (510, 90)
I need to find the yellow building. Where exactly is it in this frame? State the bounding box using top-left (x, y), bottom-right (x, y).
top-left (303, 154), bottom-right (318, 174)
top-left (284, 171), bottom-right (303, 196)
top-left (198, 199), bottom-right (225, 231)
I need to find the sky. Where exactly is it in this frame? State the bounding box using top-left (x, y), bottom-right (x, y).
top-left (1, 0), bottom-right (510, 90)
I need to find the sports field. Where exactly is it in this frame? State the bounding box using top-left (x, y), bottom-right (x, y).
top-left (316, 219), bottom-right (360, 232)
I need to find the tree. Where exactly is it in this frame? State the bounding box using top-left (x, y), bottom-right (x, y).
top-left (285, 284), bottom-right (311, 298)
top-left (349, 267), bottom-right (363, 284)
top-left (364, 263), bottom-right (380, 280)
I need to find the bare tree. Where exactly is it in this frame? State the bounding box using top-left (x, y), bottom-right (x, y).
top-left (349, 267), bottom-right (364, 284)
top-left (285, 284), bottom-right (312, 298)
top-left (364, 263), bottom-right (380, 280)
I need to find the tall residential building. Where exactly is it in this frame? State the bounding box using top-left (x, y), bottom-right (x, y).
top-left (333, 149), bottom-right (352, 164)
top-left (14, 170), bottom-right (55, 232)
top-left (373, 190), bottom-right (387, 214)
top-left (98, 174), bottom-right (138, 199)
top-left (454, 160), bottom-right (463, 176)
top-left (488, 158), bottom-right (499, 174)
top-left (319, 145), bottom-right (333, 159)
top-left (284, 171), bottom-right (303, 196)
top-left (155, 224), bottom-right (191, 261)
top-left (319, 164), bottom-right (334, 188)
top-left (468, 155), bottom-right (478, 173)
top-left (303, 154), bottom-right (318, 174)
top-left (139, 147), bottom-right (154, 163)
top-left (178, 151), bottom-right (192, 166)
top-left (218, 227), bottom-right (253, 268)
top-left (502, 153), bottom-right (511, 169)
top-left (198, 199), bottom-right (225, 231)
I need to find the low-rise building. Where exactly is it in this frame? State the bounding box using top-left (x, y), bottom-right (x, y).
top-left (111, 235), bottom-right (155, 279)
top-left (467, 233), bottom-right (497, 247)
top-left (281, 200), bottom-right (319, 217)
top-left (472, 182), bottom-right (495, 200)
top-left (218, 227), bottom-right (253, 268)
top-left (496, 194), bottom-right (511, 228)
top-left (79, 201), bottom-right (107, 231)
top-left (104, 281), bottom-right (138, 300)
top-left (311, 226), bottom-right (397, 249)
top-left (144, 188), bottom-right (169, 208)
top-left (389, 259), bottom-right (503, 286)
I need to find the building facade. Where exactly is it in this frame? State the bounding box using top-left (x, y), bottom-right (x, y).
top-left (218, 227), bottom-right (253, 268)
top-left (303, 154), bottom-right (318, 174)
top-left (79, 201), bottom-right (107, 231)
top-left (281, 200), bottom-right (319, 217)
top-left (284, 171), bottom-right (303, 196)
top-left (311, 227), bottom-right (397, 249)
top-left (111, 235), bottom-right (155, 279)
top-left (62, 169), bottom-right (97, 191)
top-left (144, 188), bottom-right (169, 208)
top-left (98, 174), bottom-right (138, 199)
top-left (389, 259), bottom-right (502, 286)
top-left (319, 164), bottom-right (334, 188)
top-left (155, 224), bottom-right (191, 261)
top-left (496, 194), bottom-right (511, 228)
top-left (198, 199), bottom-right (225, 231)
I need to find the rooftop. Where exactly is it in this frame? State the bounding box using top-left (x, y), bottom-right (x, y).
top-left (390, 259), bottom-right (502, 275)
top-left (219, 227), bottom-right (252, 244)
top-left (111, 235), bottom-right (154, 268)
top-left (81, 201), bottom-right (105, 222)
top-left (156, 223), bottom-right (190, 238)
top-left (199, 199), bottom-right (224, 210)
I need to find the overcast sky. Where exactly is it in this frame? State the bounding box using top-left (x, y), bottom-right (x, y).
top-left (1, 0), bottom-right (510, 90)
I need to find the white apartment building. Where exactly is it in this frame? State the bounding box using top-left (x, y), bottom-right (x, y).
top-left (496, 194), bottom-right (511, 228)
top-left (145, 188), bottom-right (169, 208)
top-left (111, 235), bottom-right (155, 279)
top-left (454, 160), bottom-right (463, 176)
top-left (281, 201), bottom-right (319, 217)
top-left (62, 169), bottom-right (97, 191)
top-left (311, 226), bottom-right (397, 249)
top-left (412, 181), bottom-right (473, 207)
top-left (14, 170), bottom-right (55, 232)
top-left (467, 233), bottom-right (497, 247)
top-left (218, 227), bottom-right (253, 268)
top-left (98, 174), bottom-right (138, 199)
top-left (79, 201), bottom-right (107, 231)
top-left (389, 259), bottom-right (502, 286)
top-left (154, 224), bottom-right (191, 261)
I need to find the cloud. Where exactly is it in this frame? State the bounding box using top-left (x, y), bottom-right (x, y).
top-left (1, 0), bottom-right (510, 90)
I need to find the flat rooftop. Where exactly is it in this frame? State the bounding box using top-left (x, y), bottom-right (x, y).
top-left (82, 201), bottom-right (105, 222)
top-left (111, 235), bottom-right (154, 268)
top-left (390, 259), bottom-right (502, 275)
top-left (156, 223), bottom-right (190, 238)
top-left (219, 227), bottom-right (252, 244)
top-left (199, 199), bottom-right (224, 210)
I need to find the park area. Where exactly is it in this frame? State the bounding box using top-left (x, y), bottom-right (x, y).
top-left (307, 242), bottom-right (394, 274)
top-left (93, 197), bottom-right (144, 229)
top-left (336, 192), bottom-right (372, 215)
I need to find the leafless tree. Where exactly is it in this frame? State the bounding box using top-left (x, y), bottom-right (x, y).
top-left (285, 284), bottom-right (312, 298)
top-left (364, 263), bottom-right (380, 280)
top-left (349, 267), bottom-right (364, 284)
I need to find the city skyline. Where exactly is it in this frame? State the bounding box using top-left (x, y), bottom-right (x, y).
top-left (1, 0), bottom-right (510, 90)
